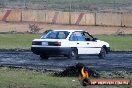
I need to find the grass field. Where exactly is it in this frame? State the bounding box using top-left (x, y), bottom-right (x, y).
top-left (0, 34), bottom-right (132, 51)
top-left (0, 67), bottom-right (131, 88)
top-left (96, 35), bottom-right (132, 51)
top-left (0, 34), bottom-right (41, 50)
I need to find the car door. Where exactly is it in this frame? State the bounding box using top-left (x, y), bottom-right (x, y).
top-left (82, 32), bottom-right (101, 54)
top-left (68, 31), bottom-right (89, 54)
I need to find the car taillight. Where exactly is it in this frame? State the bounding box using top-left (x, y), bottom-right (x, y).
top-left (54, 42), bottom-right (61, 46)
top-left (32, 41), bottom-right (36, 45)
top-left (32, 41), bottom-right (41, 45)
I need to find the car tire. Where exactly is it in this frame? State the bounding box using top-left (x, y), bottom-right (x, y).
top-left (98, 47), bottom-right (106, 59)
top-left (68, 49), bottom-right (78, 59)
top-left (40, 55), bottom-right (49, 59)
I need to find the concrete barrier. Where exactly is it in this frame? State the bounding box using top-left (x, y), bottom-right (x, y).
top-left (0, 9), bottom-right (13, 21)
top-left (6, 10), bottom-right (21, 22)
top-left (96, 12), bottom-right (122, 26)
top-left (0, 9), bottom-right (7, 21)
top-left (35, 10), bottom-right (46, 22)
top-left (56, 12), bottom-right (70, 24)
top-left (0, 9), bottom-right (21, 22)
top-left (122, 13), bottom-right (132, 27)
top-left (22, 10), bottom-right (35, 22)
top-left (2, 9), bottom-right (132, 28)
top-left (45, 11), bottom-right (59, 24)
top-left (22, 10), bottom-right (46, 22)
top-left (71, 12), bottom-right (95, 25)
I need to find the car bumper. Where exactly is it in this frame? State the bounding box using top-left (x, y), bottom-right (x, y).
top-left (31, 47), bottom-right (71, 56)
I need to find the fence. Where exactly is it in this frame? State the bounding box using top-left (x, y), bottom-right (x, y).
top-left (0, 9), bottom-right (132, 27)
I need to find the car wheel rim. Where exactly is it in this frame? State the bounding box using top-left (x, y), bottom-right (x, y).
top-left (71, 51), bottom-right (75, 57)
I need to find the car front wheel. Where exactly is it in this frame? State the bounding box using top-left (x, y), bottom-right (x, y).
top-left (98, 47), bottom-right (106, 59)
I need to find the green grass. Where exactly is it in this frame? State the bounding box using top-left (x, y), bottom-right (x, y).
top-left (0, 67), bottom-right (77, 88)
top-left (0, 67), bottom-right (131, 88)
top-left (0, 34), bottom-right (132, 51)
top-left (95, 35), bottom-right (132, 51)
top-left (0, 34), bottom-right (41, 50)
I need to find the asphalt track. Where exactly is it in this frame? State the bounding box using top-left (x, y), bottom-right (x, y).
top-left (0, 52), bottom-right (132, 71)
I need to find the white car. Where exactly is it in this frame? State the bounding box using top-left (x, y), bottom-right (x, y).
top-left (31, 30), bottom-right (110, 59)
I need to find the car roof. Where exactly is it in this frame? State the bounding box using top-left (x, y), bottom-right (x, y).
top-left (53, 29), bottom-right (84, 32)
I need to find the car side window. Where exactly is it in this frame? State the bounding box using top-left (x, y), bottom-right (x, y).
top-left (42, 31), bottom-right (69, 39)
top-left (69, 34), bottom-right (77, 41)
top-left (69, 32), bottom-right (86, 41)
top-left (46, 31), bottom-right (57, 39)
top-left (83, 32), bottom-right (94, 41)
top-left (58, 32), bottom-right (66, 39)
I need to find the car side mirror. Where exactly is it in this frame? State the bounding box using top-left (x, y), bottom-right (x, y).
top-left (93, 38), bottom-right (98, 41)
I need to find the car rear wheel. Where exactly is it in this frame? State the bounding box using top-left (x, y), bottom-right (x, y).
top-left (68, 49), bottom-right (78, 59)
top-left (40, 55), bottom-right (49, 59)
top-left (98, 47), bottom-right (106, 59)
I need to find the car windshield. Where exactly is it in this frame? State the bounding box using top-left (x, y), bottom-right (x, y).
top-left (41, 31), bottom-right (70, 39)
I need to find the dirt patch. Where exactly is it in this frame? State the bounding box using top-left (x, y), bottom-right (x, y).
top-left (0, 22), bottom-right (132, 35)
